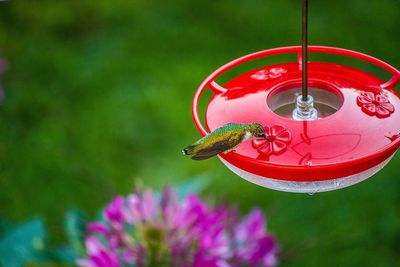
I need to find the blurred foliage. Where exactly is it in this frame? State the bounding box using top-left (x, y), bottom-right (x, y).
top-left (0, 217), bottom-right (75, 267)
top-left (64, 209), bottom-right (87, 257)
top-left (0, 0), bottom-right (399, 266)
top-left (0, 217), bottom-right (46, 267)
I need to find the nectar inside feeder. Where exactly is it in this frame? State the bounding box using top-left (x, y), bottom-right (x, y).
top-left (190, 2), bottom-right (400, 193)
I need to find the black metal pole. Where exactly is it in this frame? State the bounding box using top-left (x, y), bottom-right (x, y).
top-left (302, 0), bottom-right (308, 101)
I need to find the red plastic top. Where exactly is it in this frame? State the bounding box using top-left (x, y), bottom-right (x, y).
top-left (193, 46), bottom-right (400, 181)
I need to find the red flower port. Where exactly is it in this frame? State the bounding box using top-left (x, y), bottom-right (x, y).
top-left (356, 92), bottom-right (394, 118)
top-left (250, 67), bottom-right (287, 80)
top-left (252, 125), bottom-right (291, 157)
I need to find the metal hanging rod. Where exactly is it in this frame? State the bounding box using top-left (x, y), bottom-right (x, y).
top-left (302, 0), bottom-right (308, 101)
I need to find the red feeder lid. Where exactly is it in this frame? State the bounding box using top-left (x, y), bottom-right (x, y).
top-left (192, 46), bottom-right (400, 183)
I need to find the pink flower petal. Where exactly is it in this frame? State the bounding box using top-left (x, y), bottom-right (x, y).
top-left (375, 94), bottom-right (389, 103)
top-left (357, 95), bottom-right (372, 105)
top-left (104, 196), bottom-right (125, 224)
top-left (77, 259), bottom-right (96, 267)
top-left (275, 130), bottom-right (291, 144)
top-left (380, 102), bottom-right (395, 113)
top-left (362, 92), bottom-right (375, 101)
top-left (264, 125), bottom-right (272, 136)
top-left (376, 106), bottom-right (391, 118)
top-left (126, 195), bottom-right (142, 224)
top-left (142, 189), bottom-right (157, 220)
top-left (252, 138), bottom-right (267, 148)
top-left (251, 70), bottom-right (269, 80)
top-left (86, 237), bottom-right (103, 255)
top-left (87, 222), bottom-right (109, 234)
top-left (270, 125), bottom-right (285, 136)
top-left (268, 67), bottom-right (287, 78)
top-left (361, 103), bottom-right (376, 114)
top-left (257, 142), bottom-right (273, 156)
top-left (272, 140), bottom-right (287, 155)
top-left (235, 209), bottom-right (266, 241)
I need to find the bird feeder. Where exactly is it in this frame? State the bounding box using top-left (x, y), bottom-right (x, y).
top-left (191, 1), bottom-right (400, 193)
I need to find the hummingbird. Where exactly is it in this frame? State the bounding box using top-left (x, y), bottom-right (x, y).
top-left (182, 123), bottom-right (267, 160)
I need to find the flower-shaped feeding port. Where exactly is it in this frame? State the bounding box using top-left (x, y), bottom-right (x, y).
top-left (252, 125), bottom-right (291, 157)
top-left (356, 92), bottom-right (394, 118)
top-left (250, 67), bottom-right (288, 81)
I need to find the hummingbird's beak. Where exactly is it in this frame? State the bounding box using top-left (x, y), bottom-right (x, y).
top-left (264, 134), bottom-right (273, 142)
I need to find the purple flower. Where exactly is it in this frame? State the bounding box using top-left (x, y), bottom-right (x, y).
top-left (77, 237), bottom-right (120, 267)
top-left (104, 196), bottom-right (125, 224)
top-left (232, 209), bottom-right (277, 267)
top-left (87, 222), bottom-right (109, 235)
top-left (78, 186), bottom-right (278, 267)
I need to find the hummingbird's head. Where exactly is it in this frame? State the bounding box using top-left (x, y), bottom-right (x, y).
top-left (248, 123), bottom-right (266, 139)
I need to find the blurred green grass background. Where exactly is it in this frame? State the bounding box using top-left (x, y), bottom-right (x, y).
top-left (0, 0), bottom-right (399, 266)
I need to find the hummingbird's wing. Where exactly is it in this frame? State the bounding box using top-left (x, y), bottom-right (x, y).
top-left (191, 140), bottom-right (231, 160)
